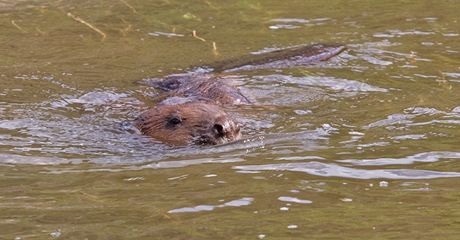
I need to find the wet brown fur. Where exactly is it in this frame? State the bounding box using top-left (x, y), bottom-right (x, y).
top-left (135, 102), bottom-right (241, 145)
top-left (135, 44), bottom-right (346, 146)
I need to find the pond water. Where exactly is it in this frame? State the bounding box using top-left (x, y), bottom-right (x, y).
top-left (1, 0), bottom-right (460, 239)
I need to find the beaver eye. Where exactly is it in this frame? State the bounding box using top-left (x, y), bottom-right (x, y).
top-left (168, 116), bottom-right (182, 125)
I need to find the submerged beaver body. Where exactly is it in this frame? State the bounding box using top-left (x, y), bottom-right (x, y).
top-left (135, 44), bottom-right (346, 145)
top-left (148, 74), bottom-right (251, 106)
top-left (134, 75), bottom-right (247, 145)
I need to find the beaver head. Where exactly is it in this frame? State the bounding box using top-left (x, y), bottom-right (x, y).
top-left (134, 102), bottom-right (241, 145)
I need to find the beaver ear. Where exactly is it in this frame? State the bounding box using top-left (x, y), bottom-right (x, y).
top-left (136, 77), bottom-right (181, 91)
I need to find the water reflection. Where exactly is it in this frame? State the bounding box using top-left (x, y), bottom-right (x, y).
top-left (1, 0), bottom-right (460, 238)
top-left (269, 17), bottom-right (333, 30)
top-left (338, 151), bottom-right (460, 166)
top-left (256, 74), bottom-right (387, 92)
top-left (366, 106), bottom-right (460, 129)
top-left (168, 197), bottom-right (254, 213)
top-left (278, 196), bottom-right (312, 204)
top-left (234, 161), bottom-right (460, 179)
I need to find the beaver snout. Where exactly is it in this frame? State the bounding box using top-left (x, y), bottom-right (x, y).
top-left (194, 118), bottom-right (241, 145)
top-left (210, 119), bottom-right (241, 144)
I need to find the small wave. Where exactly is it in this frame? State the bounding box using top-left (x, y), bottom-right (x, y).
top-left (366, 106), bottom-right (460, 129)
top-left (269, 24), bottom-right (301, 30)
top-left (233, 161), bottom-right (460, 179)
top-left (148, 32), bottom-right (184, 37)
top-left (337, 151), bottom-right (460, 166)
top-left (257, 74), bottom-right (387, 92)
top-left (168, 197), bottom-right (254, 213)
top-left (373, 29), bottom-right (435, 38)
top-left (278, 196), bottom-right (312, 204)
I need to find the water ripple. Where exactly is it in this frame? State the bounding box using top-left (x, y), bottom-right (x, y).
top-left (337, 151), bottom-right (460, 166)
top-left (234, 162), bottom-right (460, 179)
top-left (168, 197), bottom-right (254, 213)
top-left (256, 75), bottom-right (387, 92)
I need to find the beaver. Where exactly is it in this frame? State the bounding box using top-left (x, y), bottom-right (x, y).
top-left (135, 44), bottom-right (346, 145)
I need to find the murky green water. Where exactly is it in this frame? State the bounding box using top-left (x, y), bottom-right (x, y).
top-left (1, 0), bottom-right (460, 239)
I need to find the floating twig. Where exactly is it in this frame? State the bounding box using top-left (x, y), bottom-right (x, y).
top-left (35, 27), bottom-right (45, 35)
top-left (204, 0), bottom-right (219, 10)
top-left (192, 30), bottom-right (206, 42)
top-left (11, 20), bottom-right (27, 33)
top-left (67, 12), bottom-right (106, 41)
top-left (119, 0), bottom-right (137, 14)
top-left (192, 30), bottom-right (218, 55)
top-left (212, 41), bottom-right (219, 56)
top-left (120, 21), bottom-right (132, 37)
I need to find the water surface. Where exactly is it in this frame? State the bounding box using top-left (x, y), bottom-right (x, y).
top-left (1, 0), bottom-right (460, 239)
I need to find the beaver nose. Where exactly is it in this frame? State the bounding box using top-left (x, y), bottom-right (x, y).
top-left (210, 120), bottom-right (241, 144)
